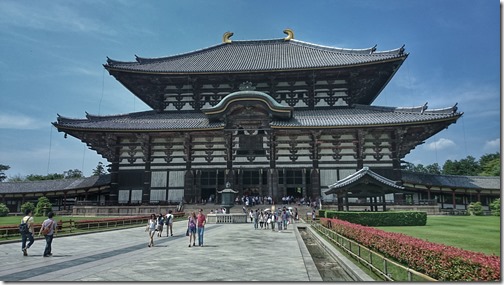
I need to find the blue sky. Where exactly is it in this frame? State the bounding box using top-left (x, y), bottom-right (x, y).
top-left (0, 0), bottom-right (500, 178)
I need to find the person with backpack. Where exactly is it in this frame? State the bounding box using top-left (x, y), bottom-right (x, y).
top-left (165, 210), bottom-right (174, 237)
top-left (20, 209), bottom-right (35, 256)
top-left (38, 211), bottom-right (57, 257)
top-left (156, 214), bottom-right (164, 237)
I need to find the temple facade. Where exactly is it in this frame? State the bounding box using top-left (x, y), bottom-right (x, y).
top-left (53, 30), bottom-right (462, 205)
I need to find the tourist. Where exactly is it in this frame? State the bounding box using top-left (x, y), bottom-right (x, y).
top-left (282, 209), bottom-right (289, 230)
top-left (270, 211), bottom-right (276, 231)
top-left (258, 211), bottom-right (264, 229)
top-left (20, 209), bottom-right (35, 256)
top-left (145, 214), bottom-right (157, 247)
top-left (249, 210), bottom-right (254, 223)
top-left (196, 208), bottom-right (206, 247)
top-left (187, 212), bottom-right (197, 247)
top-left (276, 210), bottom-right (283, 232)
top-left (39, 211), bottom-right (57, 257)
top-left (165, 210), bottom-right (174, 237)
top-left (253, 210), bottom-right (259, 229)
top-left (156, 214), bottom-right (164, 237)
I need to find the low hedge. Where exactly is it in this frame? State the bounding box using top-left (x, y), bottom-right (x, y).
top-left (324, 210), bottom-right (427, 226)
top-left (320, 218), bottom-right (500, 281)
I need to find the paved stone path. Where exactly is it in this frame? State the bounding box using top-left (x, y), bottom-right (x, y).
top-left (0, 220), bottom-right (323, 282)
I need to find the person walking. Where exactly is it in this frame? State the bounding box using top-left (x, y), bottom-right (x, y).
top-left (20, 209), bottom-right (35, 256)
top-left (196, 208), bottom-right (206, 247)
top-left (38, 211), bottom-right (57, 257)
top-left (165, 210), bottom-right (174, 237)
top-left (187, 212), bottom-right (197, 247)
top-left (253, 210), bottom-right (259, 229)
top-left (145, 214), bottom-right (157, 247)
top-left (156, 214), bottom-right (164, 237)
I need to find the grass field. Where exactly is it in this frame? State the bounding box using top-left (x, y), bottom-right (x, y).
top-left (0, 215), bottom-right (114, 226)
top-left (376, 215), bottom-right (501, 256)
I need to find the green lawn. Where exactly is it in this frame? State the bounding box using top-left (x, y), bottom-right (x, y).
top-left (0, 215), bottom-right (118, 226)
top-left (376, 215), bottom-right (500, 256)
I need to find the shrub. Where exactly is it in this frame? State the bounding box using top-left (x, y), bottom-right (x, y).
top-left (490, 198), bottom-right (500, 216)
top-left (35, 197), bottom-right (52, 216)
top-left (0, 203), bottom-right (9, 216)
top-left (468, 202), bottom-right (483, 216)
top-left (21, 202), bottom-right (35, 214)
top-left (320, 218), bottom-right (500, 281)
top-left (324, 210), bottom-right (427, 226)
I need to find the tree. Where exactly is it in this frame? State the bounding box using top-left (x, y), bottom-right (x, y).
top-left (21, 202), bottom-right (35, 214)
top-left (0, 164), bottom-right (10, 182)
top-left (442, 156), bottom-right (479, 176)
top-left (479, 153), bottom-right (500, 176)
top-left (34, 196), bottom-right (52, 217)
top-left (490, 198), bottom-right (500, 216)
top-left (26, 173), bottom-right (64, 181)
top-left (468, 202), bottom-right (483, 216)
top-left (0, 203), bottom-right (9, 216)
top-left (92, 162), bottom-right (108, 176)
top-left (425, 163), bottom-right (442, 174)
top-left (64, 169), bottom-right (83, 179)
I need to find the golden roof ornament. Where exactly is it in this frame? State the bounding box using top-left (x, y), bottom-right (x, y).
top-left (223, 31), bottom-right (233, 43)
top-left (283, 29), bottom-right (294, 41)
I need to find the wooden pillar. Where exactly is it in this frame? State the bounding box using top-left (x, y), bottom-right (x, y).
top-left (382, 194), bottom-right (387, 211)
top-left (345, 192), bottom-right (349, 211)
top-left (451, 189), bottom-right (456, 209)
top-left (477, 190), bottom-right (481, 202)
top-left (63, 191), bottom-right (67, 211)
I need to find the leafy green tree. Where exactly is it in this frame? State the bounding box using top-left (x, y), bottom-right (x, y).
top-left (34, 196), bottom-right (52, 217)
top-left (21, 202), bottom-right (35, 214)
top-left (26, 173), bottom-right (64, 181)
top-left (0, 203), bottom-right (9, 216)
top-left (479, 153), bottom-right (500, 176)
top-left (92, 162), bottom-right (108, 176)
top-left (425, 163), bottom-right (442, 174)
top-left (442, 156), bottom-right (479, 176)
top-left (64, 169), bottom-right (83, 179)
top-left (0, 164), bottom-right (10, 182)
top-left (490, 198), bottom-right (500, 216)
top-left (468, 202), bottom-right (483, 216)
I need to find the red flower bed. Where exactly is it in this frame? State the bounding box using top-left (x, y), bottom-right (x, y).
top-left (320, 218), bottom-right (500, 281)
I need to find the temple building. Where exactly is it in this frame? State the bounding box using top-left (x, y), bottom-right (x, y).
top-left (53, 30), bottom-right (463, 206)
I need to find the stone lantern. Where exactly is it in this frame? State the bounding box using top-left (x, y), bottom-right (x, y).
top-left (218, 182), bottom-right (238, 214)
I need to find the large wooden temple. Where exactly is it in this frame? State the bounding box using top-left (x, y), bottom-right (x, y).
top-left (53, 30), bottom-right (462, 206)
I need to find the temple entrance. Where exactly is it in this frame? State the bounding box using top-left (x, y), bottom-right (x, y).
top-left (201, 188), bottom-right (215, 204)
top-left (286, 187), bottom-right (303, 198)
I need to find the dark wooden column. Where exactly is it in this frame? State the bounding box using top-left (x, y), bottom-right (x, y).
top-left (310, 131), bottom-right (321, 200)
top-left (140, 134), bottom-right (152, 204)
top-left (183, 133), bottom-right (194, 203)
top-left (451, 189), bottom-right (456, 209)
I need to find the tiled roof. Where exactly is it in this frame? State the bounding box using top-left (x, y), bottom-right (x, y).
top-left (54, 104), bottom-right (459, 131)
top-left (400, 171), bottom-right (501, 190)
top-left (326, 167), bottom-right (404, 192)
top-left (105, 38), bottom-right (406, 74)
top-left (0, 175), bottom-right (111, 195)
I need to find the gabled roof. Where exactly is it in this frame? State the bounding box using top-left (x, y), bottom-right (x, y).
top-left (53, 104), bottom-right (460, 132)
top-left (202, 90), bottom-right (293, 121)
top-left (105, 38), bottom-right (407, 74)
top-left (400, 171), bottom-right (501, 190)
top-left (325, 167), bottom-right (404, 195)
top-left (0, 175), bottom-right (111, 195)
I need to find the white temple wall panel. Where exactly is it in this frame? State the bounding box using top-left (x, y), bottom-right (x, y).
top-left (168, 171), bottom-right (185, 187)
top-left (151, 171), bottom-right (167, 188)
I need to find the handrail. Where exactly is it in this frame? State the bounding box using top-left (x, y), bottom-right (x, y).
top-left (311, 223), bottom-right (436, 282)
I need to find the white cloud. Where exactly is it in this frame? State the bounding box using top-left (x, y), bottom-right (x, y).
top-left (0, 1), bottom-right (115, 36)
top-left (0, 113), bottom-right (46, 130)
top-left (424, 138), bottom-right (456, 151)
top-left (483, 138), bottom-right (500, 152)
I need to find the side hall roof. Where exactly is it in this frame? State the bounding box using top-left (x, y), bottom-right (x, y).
top-left (0, 175), bottom-right (111, 195)
top-left (53, 104), bottom-right (460, 132)
top-left (400, 171), bottom-right (501, 190)
top-left (104, 38), bottom-right (407, 74)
